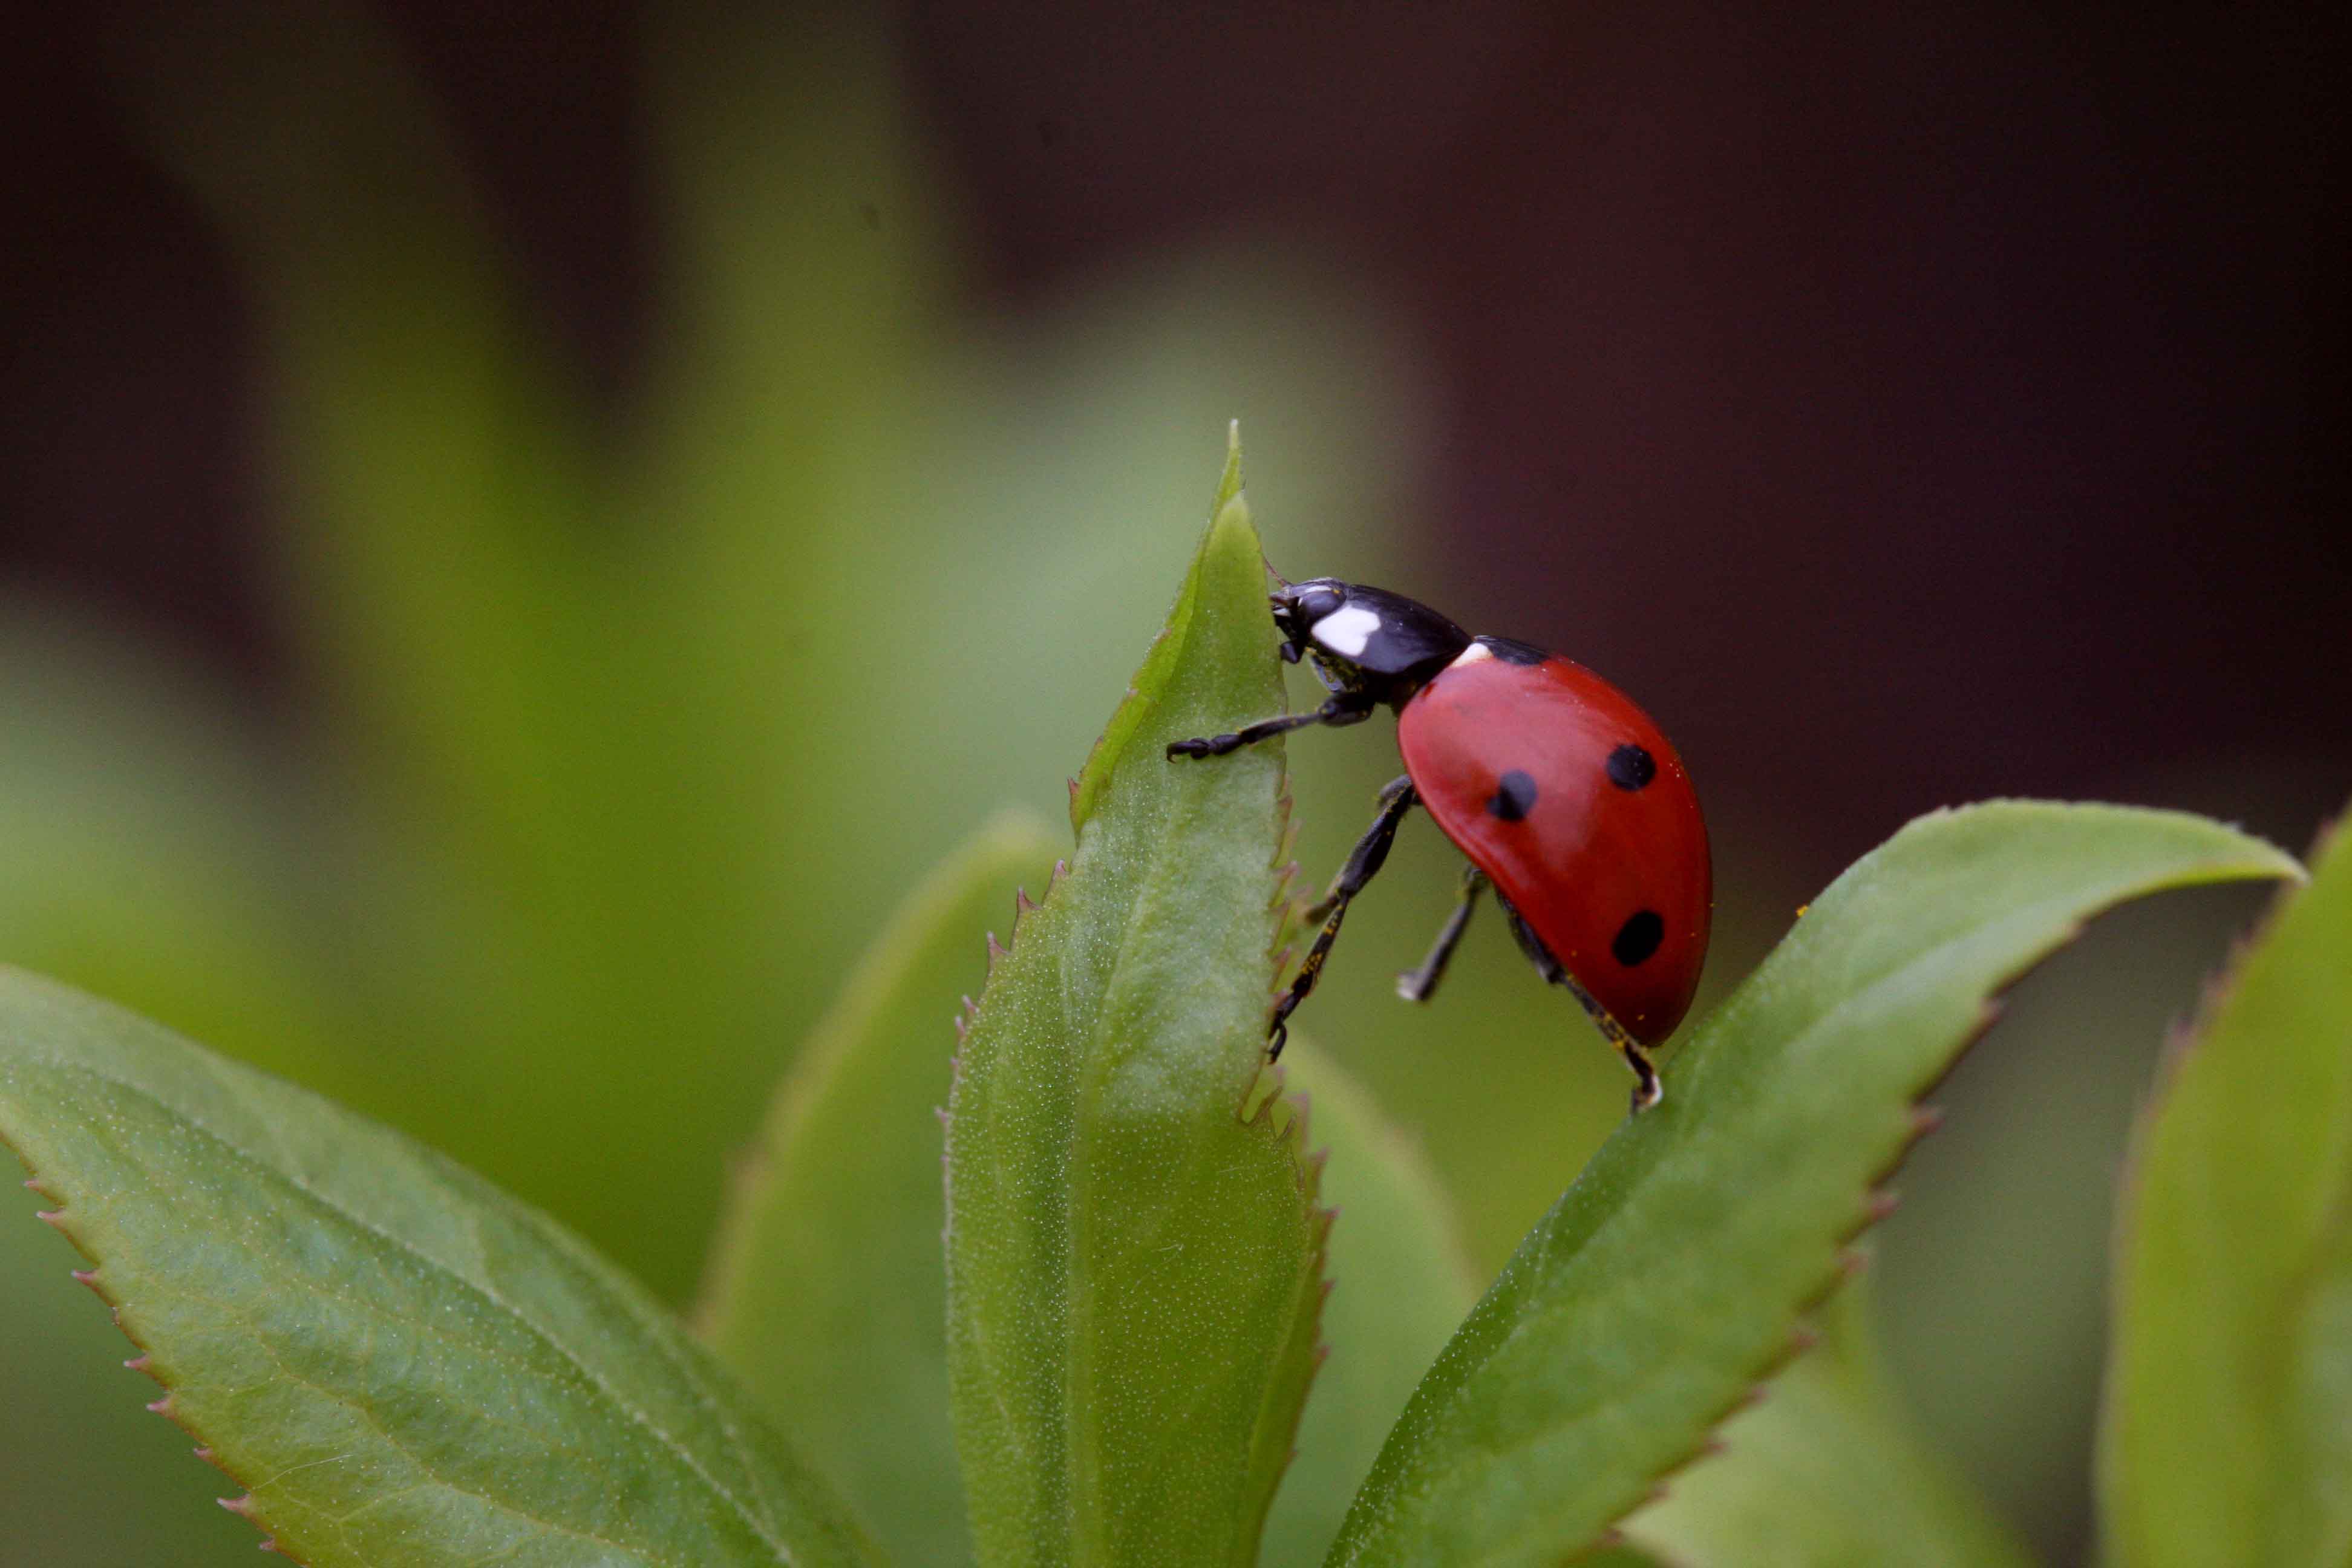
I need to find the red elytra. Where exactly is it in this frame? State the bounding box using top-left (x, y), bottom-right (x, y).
top-left (1165, 574), bottom-right (1712, 1112)
top-left (1397, 645), bottom-right (1711, 1044)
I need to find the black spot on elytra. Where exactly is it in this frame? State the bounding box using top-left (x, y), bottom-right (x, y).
top-left (1487, 769), bottom-right (1539, 821)
top-left (1612, 910), bottom-right (1665, 967)
top-left (1477, 635), bottom-right (1550, 667)
top-left (1607, 743), bottom-right (1656, 791)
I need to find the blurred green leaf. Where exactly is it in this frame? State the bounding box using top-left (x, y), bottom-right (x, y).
top-left (113, 0), bottom-right (803, 1298)
top-left (99, 0), bottom-right (1428, 1312)
top-left (2099, 812), bottom-right (2348, 1568)
top-left (0, 970), bottom-right (881, 1567)
top-left (0, 607), bottom-right (346, 1094)
top-left (1271, 1043), bottom-right (1482, 1567)
top-left (1625, 1275), bottom-right (2034, 1567)
top-left (117, 0), bottom-right (953, 1301)
top-left (698, 815), bottom-right (1062, 1568)
top-left (945, 437), bottom-right (1325, 1566)
top-left (111, 0), bottom-right (611, 849)
top-left (1325, 802), bottom-right (2301, 1567)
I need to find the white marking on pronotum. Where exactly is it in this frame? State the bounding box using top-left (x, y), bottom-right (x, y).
top-left (1450, 642), bottom-right (1495, 667)
top-left (1312, 604), bottom-right (1383, 657)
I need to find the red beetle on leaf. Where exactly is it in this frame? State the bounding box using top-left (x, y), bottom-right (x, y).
top-left (1169, 577), bottom-right (1711, 1113)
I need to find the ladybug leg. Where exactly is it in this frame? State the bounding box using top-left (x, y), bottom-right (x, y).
top-left (1396, 866), bottom-right (1488, 1003)
top-left (1267, 776), bottom-right (1417, 1059)
top-left (1304, 774), bottom-right (1414, 920)
top-left (1165, 696), bottom-right (1371, 760)
top-left (1500, 903), bottom-right (1663, 1114)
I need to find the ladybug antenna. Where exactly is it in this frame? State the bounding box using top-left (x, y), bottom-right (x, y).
top-left (1262, 553), bottom-right (1292, 590)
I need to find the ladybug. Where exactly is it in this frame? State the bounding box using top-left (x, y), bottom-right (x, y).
top-left (1168, 577), bottom-right (1711, 1112)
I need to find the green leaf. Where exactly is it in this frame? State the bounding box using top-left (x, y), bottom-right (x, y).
top-left (1270, 1044), bottom-right (1483, 1567)
top-left (0, 609), bottom-right (349, 1095)
top-left (111, 0), bottom-right (949, 1303)
top-left (2099, 811), bottom-right (2350, 1568)
top-left (1325, 802), bottom-right (2301, 1567)
top-left (694, 815), bottom-right (1474, 1568)
top-left (697, 815), bottom-right (1063, 1568)
top-left (1625, 1275), bottom-right (2034, 1567)
top-left (0, 970), bottom-right (882, 1567)
top-left (944, 430), bottom-right (1326, 1567)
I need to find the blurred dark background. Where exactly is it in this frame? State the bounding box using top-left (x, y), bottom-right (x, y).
top-left (4, 2), bottom-right (2346, 1563)
top-left (14, 2), bottom-right (2348, 826)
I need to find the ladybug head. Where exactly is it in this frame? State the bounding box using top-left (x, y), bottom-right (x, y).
top-left (1270, 578), bottom-right (1347, 644)
top-left (1270, 578), bottom-right (1472, 699)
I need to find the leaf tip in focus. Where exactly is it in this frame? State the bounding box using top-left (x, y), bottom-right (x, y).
top-left (1067, 426), bottom-right (1271, 832)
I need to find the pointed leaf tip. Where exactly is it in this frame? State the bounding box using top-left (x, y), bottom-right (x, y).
top-left (1067, 432), bottom-right (1275, 832)
top-left (1327, 800), bottom-right (2298, 1566)
top-left (1218, 419), bottom-right (1245, 510)
top-left (949, 436), bottom-right (1319, 1566)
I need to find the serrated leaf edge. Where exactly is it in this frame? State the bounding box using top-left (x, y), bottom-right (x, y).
top-left (4, 1039), bottom-right (844, 1568)
top-left (1590, 869), bottom-right (2291, 1548)
top-left (12, 1168), bottom-right (309, 1563)
top-left (1571, 806), bottom-right (2302, 1551)
top-left (1340, 802), bottom-right (2300, 1563)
